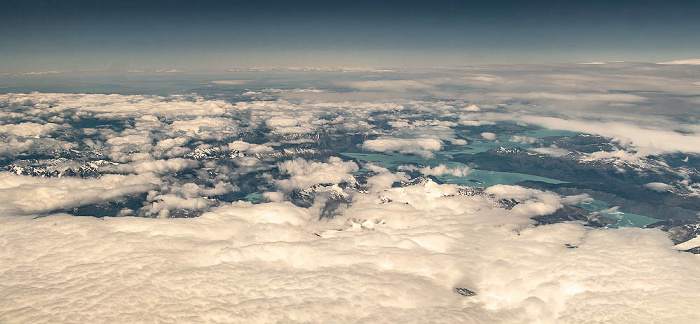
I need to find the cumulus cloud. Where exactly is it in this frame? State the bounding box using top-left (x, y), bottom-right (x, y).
top-left (458, 118), bottom-right (495, 127)
top-left (227, 141), bottom-right (274, 154)
top-left (464, 104), bottom-right (481, 112)
top-left (276, 157), bottom-right (358, 191)
top-left (495, 91), bottom-right (647, 102)
top-left (0, 122), bottom-right (62, 137)
top-left (518, 116), bottom-right (700, 155)
top-left (363, 164), bottom-right (409, 191)
top-left (342, 79), bottom-right (432, 92)
top-left (210, 80), bottom-right (250, 85)
top-left (363, 137), bottom-right (443, 158)
top-left (399, 164), bottom-right (472, 177)
top-left (112, 158), bottom-right (198, 175)
top-left (531, 145), bottom-right (570, 157)
top-left (485, 184), bottom-right (563, 216)
top-left (0, 93), bottom-right (234, 118)
top-left (0, 172), bottom-right (159, 215)
top-left (144, 193), bottom-right (213, 218)
top-left (2, 180), bottom-right (699, 323)
top-left (645, 182), bottom-right (674, 192)
top-left (0, 137), bottom-right (76, 157)
top-left (155, 137), bottom-right (189, 151)
top-left (509, 135), bottom-right (538, 144)
top-left (480, 132), bottom-right (497, 141)
top-left (170, 117), bottom-right (237, 140)
top-left (658, 59), bottom-right (700, 65)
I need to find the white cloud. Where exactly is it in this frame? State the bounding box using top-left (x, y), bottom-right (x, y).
top-left (363, 137), bottom-right (443, 158)
top-left (0, 122), bottom-right (62, 137)
top-left (144, 193), bottom-right (213, 218)
top-left (485, 184), bottom-right (548, 200)
top-left (0, 172), bottom-right (159, 215)
top-left (658, 59), bottom-right (700, 65)
top-left (519, 116), bottom-right (700, 155)
top-left (0, 137), bottom-right (76, 157)
top-left (343, 80), bottom-right (432, 92)
top-left (15, 70), bottom-right (71, 76)
top-left (211, 201), bottom-right (314, 226)
top-left (363, 165), bottom-right (409, 191)
top-left (2, 180), bottom-right (698, 323)
top-left (210, 80), bottom-right (250, 85)
top-left (155, 69), bottom-right (184, 73)
top-left (531, 145), bottom-right (570, 157)
top-left (495, 91), bottom-right (647, 102)
top-left (0, 93), bottom-right (234, 118)
top-left (170, 117), bottom-right (237, 140)
top-left (509, 135), bottom-right (538, 144)
top-left (112, 158), bottom-right (198, 175)
top-left (480, 132), bottom-right (497, 141)
top-left (399, 164), bottom-right (472, 177)
top-left (464, 104), bottom-right (481, 112)
top-left (276, 157), bottom-right (358, 191)
top-left (459, 119), bottom-right (495, 127)
top-left (155, 137), bottom-right (189, 151)
top-left (645, 182), bottom-right (673, 192)
top-left (228, 141), bottom-right (274, 154)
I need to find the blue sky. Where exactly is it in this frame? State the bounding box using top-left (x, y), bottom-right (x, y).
top-left (2, 0), bottom-right (699, 72)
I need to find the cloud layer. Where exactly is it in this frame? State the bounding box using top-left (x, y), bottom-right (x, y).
top-left (2, 180), bottom-right (700, 323)
top-left (1, 62), bottom-right (700, 322)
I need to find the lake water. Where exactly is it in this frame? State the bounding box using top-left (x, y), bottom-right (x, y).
top-left (341, 132), bottom-right (660, 229)
top-left (340, 152), bottom-right (567, 187)
top-left (575, 199), bottom-right (661, 228)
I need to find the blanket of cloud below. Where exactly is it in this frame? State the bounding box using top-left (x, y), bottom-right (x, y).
top-left (2, 181), bottom-right (700, 323)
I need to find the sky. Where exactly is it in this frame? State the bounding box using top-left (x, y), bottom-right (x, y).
top-left (1, 0), bottom-right (700, 72)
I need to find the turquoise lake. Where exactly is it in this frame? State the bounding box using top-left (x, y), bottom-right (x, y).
top-left (340, 127), bottom-right (661, 229)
